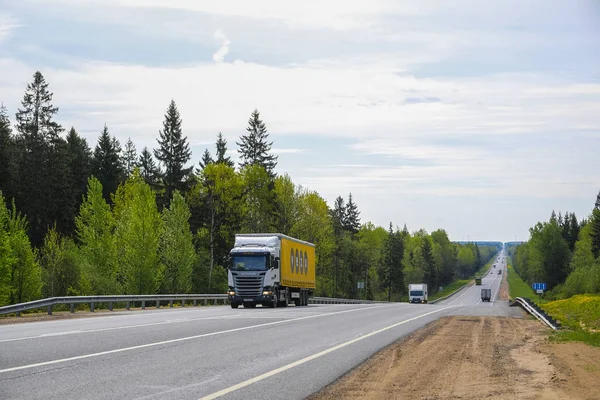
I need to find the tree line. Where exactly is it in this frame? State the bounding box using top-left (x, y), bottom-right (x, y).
top-left (507, 190), bottom-right (600, 299)
top-left (0, 71), bottom-right (499, 307)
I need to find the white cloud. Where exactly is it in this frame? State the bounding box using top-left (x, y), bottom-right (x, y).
top-left (0, 13), bottom-right (20, 44)
top-left (212, 29), bottom-right (230, 63)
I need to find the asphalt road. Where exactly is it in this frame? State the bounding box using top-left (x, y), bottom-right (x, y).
top-left (0, 250), bottom-right (522, 400)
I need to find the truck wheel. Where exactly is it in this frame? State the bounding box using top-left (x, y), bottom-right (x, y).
top-left (302, 291), bottom-right (308, 306)
top-left (231, 304), bottom-right (239, 309)
top-left (293, 297), bottom-right (301, 306)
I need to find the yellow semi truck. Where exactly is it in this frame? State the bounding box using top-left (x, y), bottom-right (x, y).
top-left (227, 233), bottom-right (316, 308)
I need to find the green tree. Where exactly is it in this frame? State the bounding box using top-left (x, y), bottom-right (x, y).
top-left (0, 103), bottom-right (16, 202)
top-left (237, 109), bottom-right (278, 178)
top-left (5, 200), bottom-right (42, 304)
top-left (188, 163), bottom-right (244, 290)
top-left (13, 71), bottom-right (67, 245)
top-left (65, 127), bottom-right (93, 233)
top-left (431, 229), bottom-right (456, 286)
top-left (273, 173), bottom-right (299, 235)
top-left (160, 191), bottom-right (195, 294)
top-left (0, 192), bottom-right (14, 306)
top-left (154, 100), bottom-right (193, 206)
top-left (198, 149), bottom-right (213, 171)
top-left (138, 146), bottom-right (162, 190)
top-left (343, 193), bottom-right (361, 234)
top-left (240, 164), bottom-right (275, 233)
top-left (76, 177), bottom-right (119, 295)
top-left (215, 132), bottom-right (234, 167)
top-left (123, 137), bottom-right (138, 177)
top-left (591, 190), bottom-right (600, 258)
top-left (40, 225), bottom-right (81, 297)
top-left (92, 125), bottom-right (125, 203)
top-left (113, 171), bottom-right (163, 294)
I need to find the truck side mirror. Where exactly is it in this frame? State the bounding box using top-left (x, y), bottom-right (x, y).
top-left (273, 257), bottom-right (279, 269)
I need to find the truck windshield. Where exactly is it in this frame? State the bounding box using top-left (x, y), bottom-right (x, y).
top-left (410, 290), bottom-right (423, 296)
top-left (231, 255), bottom-right (268, 271)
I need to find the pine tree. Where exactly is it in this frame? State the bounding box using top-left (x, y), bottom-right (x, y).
top-left (237, 109), bottom-right (278, 178)
top-left (65, 127), bottom-right (92, 227)
top-left (215, 132), bottom-right (234, 167)
top-left (138, 147), bottom-right (161, 189)
top-left (591, 190), bottom-right (600, 258)
top-left (198, 149), bottom-right (213, 171)
top-left (13, 71), bottom-right (66, 246)
top-left (154, 100), bottom-right (193, 205)
top-left (123, 137), bottom-right (138, 177)
top-left (92, 125), bottom-right (125, 203)
top-left (343, 193), bottom-right (361, 234)
top-left (0, 103), bottom-right (16, 202)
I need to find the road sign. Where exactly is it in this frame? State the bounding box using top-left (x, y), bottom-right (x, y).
top-left (536, 289), bottom-right (544, 294)
top-left (532, 282), bottom-right (547, 291)
top-left (357, 281), bottom-right (365, 289)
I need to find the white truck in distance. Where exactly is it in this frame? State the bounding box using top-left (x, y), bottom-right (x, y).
top-left (409, 283), bottom-right (428, 303)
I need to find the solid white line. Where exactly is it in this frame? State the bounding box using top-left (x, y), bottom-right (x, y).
top-left (0, 305), bottom-right (390, 374)
top-left (197, 305), bottom-right (457, 400)
top-left (0, 315), bottom-right (245, 343)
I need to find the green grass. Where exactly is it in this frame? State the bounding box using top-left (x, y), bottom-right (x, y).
top-left (429, 279), bottom-right (470, 301)
top-left (542, 294), bottom-right (600, 331)
top-left (506, 264), bottom-right (548, 304)
top-left (549, 329), bottom-right (600, 347)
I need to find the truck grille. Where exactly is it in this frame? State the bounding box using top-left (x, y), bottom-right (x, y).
top-left (234, 276), bottom-right (263, 297)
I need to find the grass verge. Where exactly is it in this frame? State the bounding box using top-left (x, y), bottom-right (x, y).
top-left (541, 294), bottom-right (600, 346)
top-left (506, 264), bottom-right (547, 304)
top-left (429, 279), bottom-right (470, 301)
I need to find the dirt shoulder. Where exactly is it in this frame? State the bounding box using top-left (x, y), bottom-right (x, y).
top-left (309, 316), bottom-right (600, 400)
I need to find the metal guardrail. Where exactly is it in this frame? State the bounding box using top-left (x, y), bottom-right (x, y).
top-left (0, 295), bottom-right (387, 316)
top-left (509, 297), bottom-right (560, 330)
top-left (0, 294), bottom-right (229, 316)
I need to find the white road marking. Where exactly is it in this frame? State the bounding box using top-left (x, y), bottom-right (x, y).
top-left (0, 304), bottom-right (392, 374)
top-left (197, 305), bottom-right (457, 400)
top-left (0, 315), bottom-right (246, 343)
top-left (447, 283), bottom-right (475, 305)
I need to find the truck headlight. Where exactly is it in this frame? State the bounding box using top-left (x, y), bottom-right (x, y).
top-left (228, 291), bottom-right (235, 296)
top-left (262, 291), bottom-right (272, 296)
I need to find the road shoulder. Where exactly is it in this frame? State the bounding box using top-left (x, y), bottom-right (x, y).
top-left (308, 315), bottom-right (598, 399)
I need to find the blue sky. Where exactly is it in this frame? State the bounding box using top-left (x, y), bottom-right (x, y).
top-left (1, 0), bottom-right (599, 241)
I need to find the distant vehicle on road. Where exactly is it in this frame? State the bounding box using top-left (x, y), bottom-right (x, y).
top-left (408, 283), bottom-right (428, 303)
top-left (227, 233), bottom-right (315, 308)
top-left (475, 276), bottom-right (482, 285)
top-left (481, 288), bottom-right (492, 302)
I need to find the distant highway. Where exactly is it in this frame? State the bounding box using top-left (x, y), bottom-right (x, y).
top-left (0, 250), bottom-right (521, 400)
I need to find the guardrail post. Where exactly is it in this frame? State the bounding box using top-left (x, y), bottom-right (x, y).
top-left (142, 301), bottom-right (145, 310)
top-left (156, 300), bottom-right (160, 308)
top-left (90, 302), bottom-right (94, 312)
top-left (193, 300), bottom-right (197, 306)
top-left (109, 302), bottom-right (113, 311)
top-left (213, 299), bottom-right (217, 305)
top-left (204, 299), bottom-right (207, 306)
top-left (169, 300), bottom-right (173, 308)
top-left (126, 302), bottom-right (130, 310)
top-left (47, 305), bottom-right (52, 315)
top-left (70, 304), bottom-right (75, 313)
top-left (16, 311), bottom-right (20, 317)
top-left (181, 300), bottom-right (185, 307)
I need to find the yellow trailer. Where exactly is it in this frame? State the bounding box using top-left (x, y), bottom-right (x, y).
top-left (227, 233), bottom-right (315, 308)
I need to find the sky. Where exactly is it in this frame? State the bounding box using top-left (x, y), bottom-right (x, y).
top-left (0, 0), bottom-right (599, 242)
